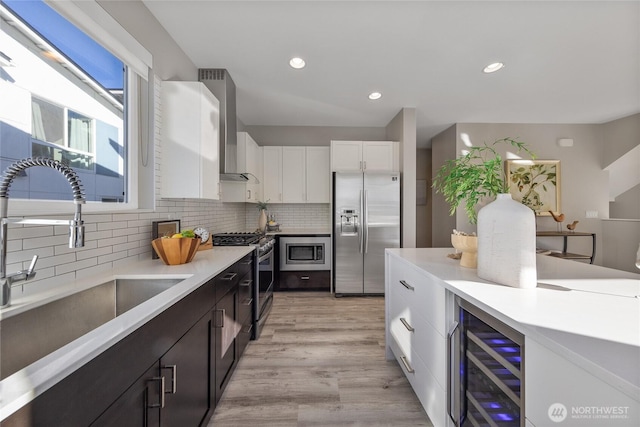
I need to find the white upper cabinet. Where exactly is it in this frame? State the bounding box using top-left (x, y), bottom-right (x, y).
top-left (220, 131), bottom-right (263, 203)
top-left (305, 147), bottom-right (330, 203)
top-left (263, 146), bottom-right (330, 204)
top-left (262, 146), bottom-right (283, 203)
top-left (161, 81), bottom-right (220, 200)
top-left (330, 140), bottom-right (362, 171)
top-left (331, 140), bottom-right (398, 172)
top-left (282, 147), bottom-right (306, 203)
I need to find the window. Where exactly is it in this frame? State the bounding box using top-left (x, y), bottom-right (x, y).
top-left (0, 0), bottom-right (152, 213)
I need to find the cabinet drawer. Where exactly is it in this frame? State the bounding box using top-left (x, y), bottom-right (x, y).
top-left (388, 258), bottom-right (447, 335)
top-left (388, 334), bottom-right (448, 427)
top-left (238, 270), bottom-right (253, 324)
top-left (388, 294), bottom-right (447, 389)
top-left (277, 270), bottom-right (330, 291)
top-left (235, 253), bottom-right (254, 278)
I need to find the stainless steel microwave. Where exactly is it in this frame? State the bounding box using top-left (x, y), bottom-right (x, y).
top-left (279, 236), bottom-right (331, 271)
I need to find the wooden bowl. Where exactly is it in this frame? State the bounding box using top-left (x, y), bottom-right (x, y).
top-left (152, 237), bottom-right (201, 265)
top-left (451, 234), bottom-right (478, 268)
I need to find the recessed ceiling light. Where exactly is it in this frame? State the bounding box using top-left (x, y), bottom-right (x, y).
top-left (368, 92), bottom-right (382, 100)
top-left (483, 62), bottom-right (505, 73)
top-left (289, 57), bottom-right (306, 69)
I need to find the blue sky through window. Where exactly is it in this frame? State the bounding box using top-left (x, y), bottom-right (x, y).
top-left (3, 0), bottom-right (124, 90)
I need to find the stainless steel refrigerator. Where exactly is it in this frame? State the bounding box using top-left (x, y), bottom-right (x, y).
top-left (333, 172), bottom-right (400, 294)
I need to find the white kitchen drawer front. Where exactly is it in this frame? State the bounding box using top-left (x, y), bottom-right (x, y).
top-left (388, 333), bottom-right (448, 427)
top-left (389, 287), bottom-right (448, 391)
top-left (389, 257), bottom-right (447, 336)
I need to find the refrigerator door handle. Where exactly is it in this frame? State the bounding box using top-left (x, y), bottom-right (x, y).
top-left (359, 190), bottom-right (364, 254)
top-left (364, 190), bottom-right (369, 253)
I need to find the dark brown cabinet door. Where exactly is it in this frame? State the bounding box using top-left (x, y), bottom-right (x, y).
top-left (214, 287), bottom-right (238, 404)
top-left (91, 363), bottom-right (161, 427)
top-left (161, 313), bottom-right (212, 427)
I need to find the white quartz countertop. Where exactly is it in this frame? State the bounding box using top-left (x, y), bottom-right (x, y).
top-left (0, 246), bottom-right (254, 421)
top-left (267, 227), bottom-right (331, 235)
top-left (386, 248), bottom-right (640, 397)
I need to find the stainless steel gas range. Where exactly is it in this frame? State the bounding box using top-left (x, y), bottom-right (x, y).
top-left (212, 232), bottom-right (275, 340)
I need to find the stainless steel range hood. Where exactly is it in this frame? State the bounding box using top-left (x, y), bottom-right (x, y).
top-left (198, 69), bottom-right (257, 182)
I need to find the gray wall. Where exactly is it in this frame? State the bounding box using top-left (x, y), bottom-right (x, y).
top-left (431, 124), bottom-right (457, 247)
top-left (245, 125), bottom-right (386, 146)
top-left (416, 148), bottom-right (432, 247)
top-left (387, 108), bottom-right (417, 248)
top-left (610, 185), bottom-right (640, 219)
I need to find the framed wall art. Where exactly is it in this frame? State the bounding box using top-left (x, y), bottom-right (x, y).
top-left (151, 219), bottom-right (181, 259)
top-left (505, 160), bottom-right (560, 215)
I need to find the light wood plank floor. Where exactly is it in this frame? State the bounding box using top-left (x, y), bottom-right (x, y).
top-left (208, 292), bottom-right (433, 426)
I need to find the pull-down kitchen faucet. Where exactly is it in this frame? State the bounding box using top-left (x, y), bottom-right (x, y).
top-left (1, 157), bottom-right (85, 307)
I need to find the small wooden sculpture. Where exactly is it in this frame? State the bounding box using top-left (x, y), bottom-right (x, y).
top-left (567, 220), bottom-right (579, 231)
top-left (548, 211), bottom-right (565, 222)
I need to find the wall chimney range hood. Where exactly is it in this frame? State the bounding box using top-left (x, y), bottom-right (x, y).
top-left (198, 68), bottom-right (258, 183)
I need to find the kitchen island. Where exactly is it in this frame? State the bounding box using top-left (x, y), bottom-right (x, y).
top-left (0, 245), bottom-right (254, 425)
top-left (386, 248), bottom-right (640, 427)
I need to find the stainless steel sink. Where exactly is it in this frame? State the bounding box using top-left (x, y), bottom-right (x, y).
top-left (0, 277), bottom-right (184, 380)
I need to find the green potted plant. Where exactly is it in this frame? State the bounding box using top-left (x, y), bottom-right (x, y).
top-left (432, 137), bottom-right (535, 267)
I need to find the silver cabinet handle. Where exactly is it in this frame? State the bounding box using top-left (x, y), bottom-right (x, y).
top-left (240, 259), bottom-right (253, 265)
top-left (162, 365), bottom-right (177, 394)
top-left (400, 317), bottom-right (414, 332)
top-left (247, 189), bottom-right (252, 199)
top-left (244, 298), bottom-right (253, 306)
top-left (221, 272), bottom-right (237, 281)
top-left (214, 309), bottom-right (225, 328)
top-left (359, 160), bottom-right (363, 171)
top-left (301, 276), bottom-right (310, 280)
top-left (240, 279), bottom-right (252, 287)
top-left (399, 280), bottom-right (414, 291)
top-left (400, 355), bottom-right (415, 374)
top-left (147, 376), bottom-right (165, 408)
top-left (363, 160), bottom-right (367, 170)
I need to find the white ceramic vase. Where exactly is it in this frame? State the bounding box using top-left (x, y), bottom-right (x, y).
top-left (258, 209), bottom-right (267, 232)
top-left (477, 193), bottom-right (537, 289)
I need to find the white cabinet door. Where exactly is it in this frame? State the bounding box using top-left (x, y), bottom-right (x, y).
top-left (262, 146), bottom-right (282, 203)
top-left (305, 147), bottom-right (330, 203)
top-left (245, 133), bottom-right (261, 203)
top-left (331, 140), bottom-right (362, 172)
top-left (331, 140), bottom-right (398, 172)
top-left (161, 81), bottom-right (220, 200)
top-left (363, 141), bottom-right (395, 172)
top-left (282, 146), bottom-right (306, 203)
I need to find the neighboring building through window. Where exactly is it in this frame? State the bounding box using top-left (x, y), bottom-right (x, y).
top-left (0, 0), bottom-right (126, 203)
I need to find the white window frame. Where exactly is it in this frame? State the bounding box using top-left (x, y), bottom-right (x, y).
top-left (7, 0), bottom-right (152, 216)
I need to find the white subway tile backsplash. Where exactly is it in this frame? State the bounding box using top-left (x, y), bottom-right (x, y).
top-left (55, 258), bottom-right (97, 276)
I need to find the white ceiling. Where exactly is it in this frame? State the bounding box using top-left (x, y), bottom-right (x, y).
top-left (142, 0), bottom-right (640, 148)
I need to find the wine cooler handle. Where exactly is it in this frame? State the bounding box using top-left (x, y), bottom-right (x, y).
top-left (447, 321), bottom-right (461, 427)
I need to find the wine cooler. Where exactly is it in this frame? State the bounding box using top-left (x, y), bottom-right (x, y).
top-left (448, 298), bottom-right (525, 427)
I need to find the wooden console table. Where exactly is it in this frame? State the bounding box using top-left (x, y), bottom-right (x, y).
top-left (536, 231), bottom-right (596, 264)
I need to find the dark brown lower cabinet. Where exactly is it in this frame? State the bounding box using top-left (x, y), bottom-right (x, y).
top-left (3, 252), bottom-right (254, 427)
top-left (278, 270), bottom-right (330, 291)
top-left (90, 364), bottom-right (161, 427)
top-left (213, 285), bottom-right (238, 405)
top-left (92, 313), bottom-right (211, 427)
